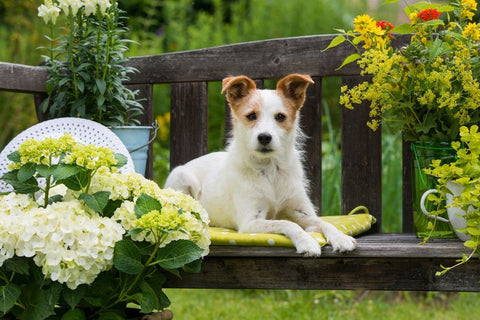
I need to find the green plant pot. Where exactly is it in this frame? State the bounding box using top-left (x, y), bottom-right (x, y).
top-left (411, 141), bottom-right (456, 238)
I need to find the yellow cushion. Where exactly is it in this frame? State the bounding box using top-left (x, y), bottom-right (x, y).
top-left (209, 213), bottom-right (375, 247)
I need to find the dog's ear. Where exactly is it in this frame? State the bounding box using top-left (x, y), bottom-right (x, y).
top-left (276, 74), bottom-right (314, 110)
top-left (221, 76), bottom-right (257, 105)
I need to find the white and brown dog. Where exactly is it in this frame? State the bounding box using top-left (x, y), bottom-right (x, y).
top-left (164, 74), bottom-right (356, 256)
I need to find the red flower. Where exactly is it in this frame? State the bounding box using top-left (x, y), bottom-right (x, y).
top-left (417, 8), bottom-right (441, 22)
top-left (376, 21), bottom-right (394, 31)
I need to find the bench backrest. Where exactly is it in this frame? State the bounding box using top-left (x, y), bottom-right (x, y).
top-left (0, 34), bottom-right (412, 234)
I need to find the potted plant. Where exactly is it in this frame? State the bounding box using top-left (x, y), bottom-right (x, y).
top-left (324, 0), bottom-right (480, 238)
top-left (421, 125), bottom-right (480, 275)
top-left (37, 0), bottom-right (152, 175)
top-left (0, 133), bottom-right (210, 319)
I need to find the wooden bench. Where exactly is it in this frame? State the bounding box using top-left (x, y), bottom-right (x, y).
top-left (1, 34), bottom-right (478, 292)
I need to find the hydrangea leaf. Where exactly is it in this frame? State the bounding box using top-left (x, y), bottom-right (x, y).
top-left (1, 171), bottom-right (40, 194)
top-left (113, 240), bottom-right (143, 275)
top-left (60, 308), bottom-right (87, 320)
top-left (17, 163), bottom-right (37, 182)
top-left (53, 164), bottom-right (83, 181)
top-left (134, 193), bottom-right (162, 218)
top-left (156, 240), bottom-right (204, 270)
top-left (0, 283), bottom-right (21, 314)
top-left (113, 153), bottom-right (127, 169)
top-left (62, 286), bottom-right (87, 310)
top-left (7, 151), bottom-right (21, 163)
top-left (139, 281), bottom-right (158, 313)
top-left (79, 191), bottom-right (110, 214)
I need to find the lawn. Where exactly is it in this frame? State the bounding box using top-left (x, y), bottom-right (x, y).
top-left (164, 289), bottom-right (478, 319)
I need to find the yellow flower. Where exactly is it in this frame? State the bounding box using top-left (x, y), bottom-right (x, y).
top-left (463, 22), bottom-right (480, 40)
top-left (461, 0), bottom-right (477, 20)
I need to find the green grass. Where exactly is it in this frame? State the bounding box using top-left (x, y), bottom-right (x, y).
top-left (163, 289), bottom-right (479, 319)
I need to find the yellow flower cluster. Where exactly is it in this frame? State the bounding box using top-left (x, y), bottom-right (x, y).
top-left (134, 206), bottom-right (189, 239)
top-left (462, 22), bottom-right (480, 40)
top-left (63, 143), bottom-right (118, 171)
top-left (10, 133), bottom-right (76, 170)
top-left (353, 14), bottom-right (388, 50)
top-left (461, 0), bottom-right (477, 20)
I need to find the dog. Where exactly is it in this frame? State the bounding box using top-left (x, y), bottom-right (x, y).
top-left (164, 74), bottom-right (357, 256)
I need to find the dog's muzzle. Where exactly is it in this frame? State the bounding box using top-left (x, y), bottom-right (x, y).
top-left (257, 133), bottom-right (272, 146)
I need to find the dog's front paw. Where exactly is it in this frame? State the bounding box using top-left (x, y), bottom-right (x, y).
top-left (295, 236), bottom-right (322, 257)
top-left (328, 233), bottom-right (357, 253)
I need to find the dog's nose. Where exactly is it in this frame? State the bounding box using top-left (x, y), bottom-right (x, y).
top-left (257, 133), bottom-right (272, 146)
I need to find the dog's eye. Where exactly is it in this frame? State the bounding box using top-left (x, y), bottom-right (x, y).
top-left (275, 113), bottom-right (286, 122)
top-left (246, 112), bottom-right (257, 121)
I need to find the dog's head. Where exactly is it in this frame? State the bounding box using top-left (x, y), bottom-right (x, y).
top-left (222, 74), bottom-right (314, 158)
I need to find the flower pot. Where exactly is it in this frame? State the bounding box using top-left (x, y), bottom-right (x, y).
top-left (411, 141), bottom-right (456, 238)
top-left (110, 125), bottom-right (157, 176)
top-left (420, 180), bottom-right (469, 241)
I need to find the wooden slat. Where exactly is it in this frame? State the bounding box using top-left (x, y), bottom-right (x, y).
top-left (301, 77), bottom-right (322, 211)
top-left (402, 139), bottom-right (414, 232)
top-left (165, 234), bottom-right (479, 291)
top-left (170, 82), bottom-right (208, 169)
top-left (0, 62), bottom-right (47, 93)
top-left (341, 76), bottom-right (382, 231)
top-left (127, 35), bottom-right (357, 84)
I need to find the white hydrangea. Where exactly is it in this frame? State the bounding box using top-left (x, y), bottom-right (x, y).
top-left (0, 193), bottom-right (37, 266)
top-left (0, 195), bottom-right (125, 290)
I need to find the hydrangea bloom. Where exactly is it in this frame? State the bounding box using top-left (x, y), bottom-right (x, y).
top-left (0, 196), bottom-right (124, 290)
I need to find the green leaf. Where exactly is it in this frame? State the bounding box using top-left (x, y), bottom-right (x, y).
top-left (19, 283), bottom-right (62, 320)
top-left (48, 194), bottom-right (63, 204)
top-left (1, 171), bottom-right (40, 194)
top-left (157, 240), bottom-right (204, 270)
top-left (59, 171), bottom-right (89, 191)
top-left (17, 163), bottom-right (36, 182)
top-left (36, 164), bottom-right (57, 178)
top-left (114, 153), bottom-right (127, 169)
top-left (97, 311), bottom-right (125, 320)
top-left (3, 257), bottom-right (30, 275)
top-left (103, 199), bottom-right (123, 218)
top-left (139, 281), bottom-right (158, 313)
top-left (321, 35), bottom-right (345, 52)
top-left (95, 79), bottom-right (107, 95)
top-left (464, 240), bottom-right (478, 250)
top-left (383, 0), bottom-right (399, 3)
top-left (183, 259), bottom-right (202, 273)
top-left (336, 53), bottom-right (361, 70)
top-left (114, 240), bottom-right (143, 275)
top-left (61, 309), bottom-right (87, 320)
top-left (467, 227), bottom-right (480, 236)
top-left (7, 151), bottom-right (21, 163)
top-left (134, 193), bottom-right (162, 218)
top-left (62, 286), bottom-right (87, 310)
top-left (391, 23), bottom-right (414, 34)
top-left (53, 164), bottom-right (83, 180)
top-left (79, 191), bottom-right (111, 214)
top-left (0, 284), bottom-right (21, 314)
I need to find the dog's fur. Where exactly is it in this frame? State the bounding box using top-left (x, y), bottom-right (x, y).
top-left (164, 74), bottom-right (356, 256)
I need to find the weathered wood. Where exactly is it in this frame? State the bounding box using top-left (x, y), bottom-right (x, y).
top-left (170, 82), bottom-right (208, 169)
top-left (301, 77), bottom-right (322, 211)
top-left (166, 234), bottom-right (479, 291)
top-left (403, 139), bottom-right (414, 232)
top-left (341, 76), bottom-right (382, 231)
top-left (0, 62), bottom-right (47, 94)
